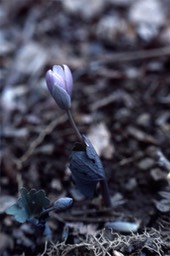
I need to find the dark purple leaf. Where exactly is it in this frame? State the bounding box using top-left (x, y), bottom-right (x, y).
top-left (69, 135), bottom-right (105, 198)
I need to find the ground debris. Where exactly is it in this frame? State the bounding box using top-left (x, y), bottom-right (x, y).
top-left (87, 122), bottom-right (115, 159)
top-left (45, 228), bottom-right (167, 256)
top-left (1, 0), bottom-right (170, 255)
top-left (127, 126), bottom-right (158, 145)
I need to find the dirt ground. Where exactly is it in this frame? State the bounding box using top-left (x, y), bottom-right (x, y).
top-left (1, 0), bottom-right (170, 255)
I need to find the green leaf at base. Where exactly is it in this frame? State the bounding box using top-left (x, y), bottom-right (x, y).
top-left (5, 187), bottom-right (50, 223)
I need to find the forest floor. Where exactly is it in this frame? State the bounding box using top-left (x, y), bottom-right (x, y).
top-left (1, 0), bottom-right (170, 255)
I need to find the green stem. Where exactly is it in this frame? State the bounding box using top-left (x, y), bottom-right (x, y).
top-left (66, 109), bottom-right (85, 146)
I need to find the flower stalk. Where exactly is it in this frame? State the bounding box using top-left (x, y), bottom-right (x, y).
top-left (99, 179), bottom-right (111, 207)
top-left (66, 109), bottom-right (85, 146)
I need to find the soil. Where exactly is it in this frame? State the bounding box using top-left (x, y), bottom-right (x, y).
top-left (1, 0), bottom-right (170, 255)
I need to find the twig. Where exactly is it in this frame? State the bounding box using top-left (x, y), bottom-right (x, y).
top-left (66, 208), bottom-right (122, 216)
top-left (15, 115), bottom-right (67, 170)
top-left (93, 46), bottom-right (170, 64)
top-left (41, 240), bottom-right (48, 256)
top-left (55, 215), bottom-right (122, 223)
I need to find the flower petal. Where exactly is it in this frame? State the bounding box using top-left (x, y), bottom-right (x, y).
top-left (51, 83), bottom-right (71, 110)
top-left (45, 65), bottom-right (73, 110)
top-left (63, 65), bottom-right (73, 96)
top-left (53, 65), bottom-right (65, 78)
top-left (46, 70), bottom-right (65, 91)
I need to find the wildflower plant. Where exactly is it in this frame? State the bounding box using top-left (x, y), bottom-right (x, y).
top-left (6, 64), bottom-right (111, 240)
top-left (6, 187), bottom-right (73, 239)
top-left (45, 65), bottom-right (111, 207)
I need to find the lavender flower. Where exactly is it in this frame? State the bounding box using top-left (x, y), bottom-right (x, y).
top-left (45, 64), bottom-right (111, 207)
top-left (45, 65), bottom-right (73, 110)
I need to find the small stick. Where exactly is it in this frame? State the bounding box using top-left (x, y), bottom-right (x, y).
top-left (94, 46), bottom-right (170, 64)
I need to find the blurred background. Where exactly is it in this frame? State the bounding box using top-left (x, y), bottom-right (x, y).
top-left (0, 0), bottom-right (170, 254)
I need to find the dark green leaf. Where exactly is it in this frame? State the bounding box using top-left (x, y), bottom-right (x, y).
top-left (5, 187), bottom-right (50, 223)
top-left (6, 203), bottom-right (29, 223)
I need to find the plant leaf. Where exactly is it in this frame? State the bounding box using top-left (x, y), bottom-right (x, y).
top-left (6, 187), bottom-right (50, 223)
top-left (6, 203), bottom-right (29, 223)
top-left (69, 135), bottom-right (105, 198)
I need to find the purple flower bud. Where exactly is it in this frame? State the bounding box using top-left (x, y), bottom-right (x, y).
top-left (53, 197), bottom-right (73, 212)
top-left (45, 65), bottom-right (73, 110)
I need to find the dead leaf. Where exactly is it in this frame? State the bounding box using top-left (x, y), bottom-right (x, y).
top-left (87, 123), bottom-right (115, 159)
